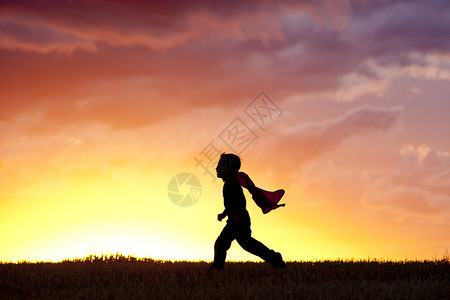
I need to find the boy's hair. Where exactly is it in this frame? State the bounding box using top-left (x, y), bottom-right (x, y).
top-left (219, 153), bottom-right (241, 175)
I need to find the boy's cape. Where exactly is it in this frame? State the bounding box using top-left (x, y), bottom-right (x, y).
top-left (236, 172), bottom-right (285, 214)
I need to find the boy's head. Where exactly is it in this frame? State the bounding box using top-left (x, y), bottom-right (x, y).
top-left (216, 153), bottom-right (241, 178)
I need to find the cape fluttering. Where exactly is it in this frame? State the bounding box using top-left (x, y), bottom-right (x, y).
top-left (236, 172), bottom-right (285, 214)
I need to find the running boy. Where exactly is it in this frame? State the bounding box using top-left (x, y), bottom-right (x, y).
top-left (211, 153), bottom-right (286, 269)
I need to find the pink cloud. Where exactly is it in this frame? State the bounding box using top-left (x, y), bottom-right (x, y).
top-left (0, 1), bottom-right (289, 54)
top-left (363, 177), bottom-right (450, 219)
top-left (293, 159), bottom-right (450, 257)
top-left (395, 145), bottom-right (450, 195)
top-left (0, 0), bottom-right (448, 132)
top-left (3, 0), bottom-right (446, 58)
top-left (270, 105), bottom-right (403, 166)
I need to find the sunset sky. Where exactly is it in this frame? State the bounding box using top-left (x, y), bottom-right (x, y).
top-left (1, 0), bottom-right (449, 262)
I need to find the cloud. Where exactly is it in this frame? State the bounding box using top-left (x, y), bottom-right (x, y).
top-left (350, 0), bottom-right (450, 58)
top-left (399, 145), bottom-right (450, 173)
top-left (0, 12), bottom-right (97, 54)
top-left (0, 10), bottom-right (197, 53)
top-left (405, 54), bottom-right (450, 81)
top-left (362, 177), bottom-right (450, 219)
top-left (306, 143), bottom-right (450, 222)
top-left (0, 1), bottom-right (290, 54)
top-left (2, 0), bottom-right (447, 57)
top-left (293, 158), bottom-right (450, 257)
top-left (396, 145), bottom-right (450, 195)
top-left (299, 143), bottom-right (450, 220)
top-left (272, 105), bottom-right (402, 165)
top-left (0, 0), bottom-right (448, 131)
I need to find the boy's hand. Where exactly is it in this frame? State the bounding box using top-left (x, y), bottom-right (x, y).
top-left (217, 212), bottom-right (226, 221)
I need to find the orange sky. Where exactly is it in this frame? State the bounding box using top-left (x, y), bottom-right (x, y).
top-left (1, 0), bottom-right (449, 262)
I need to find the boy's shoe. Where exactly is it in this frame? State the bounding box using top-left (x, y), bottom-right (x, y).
top-left (270, 252), bottom-right (286, 269)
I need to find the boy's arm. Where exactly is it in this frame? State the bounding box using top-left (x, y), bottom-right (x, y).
top-left (217, 209), bottom-right (228, 221)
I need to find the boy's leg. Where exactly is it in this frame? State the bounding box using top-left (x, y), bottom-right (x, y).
top-left (235, 217), bottom-right (286, 268)
top-left (236, 235), bottom-right (286, 268)
top-left (211, 224), bottom-right (234, 269)
top-left (234, 214), bottom-right (272, 262)
top-left (236, 235), bottom-right (273, 262)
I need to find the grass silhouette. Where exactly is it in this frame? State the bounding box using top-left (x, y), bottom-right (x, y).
top-left (1, 254), bottom-right (449, 299)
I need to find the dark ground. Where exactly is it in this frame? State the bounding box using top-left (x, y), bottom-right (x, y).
top-left (1, 256), bottom-right (449, 299)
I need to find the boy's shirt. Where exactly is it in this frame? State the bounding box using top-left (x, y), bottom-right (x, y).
top-left (223, 178), bottom-right (247, 219)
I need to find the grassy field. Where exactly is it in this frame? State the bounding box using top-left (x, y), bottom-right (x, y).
top-left (1, 255), bottom-right (449, 299)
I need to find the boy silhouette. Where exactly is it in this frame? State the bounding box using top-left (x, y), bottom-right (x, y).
top-left (210, 153), bottom-right (286, 269)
